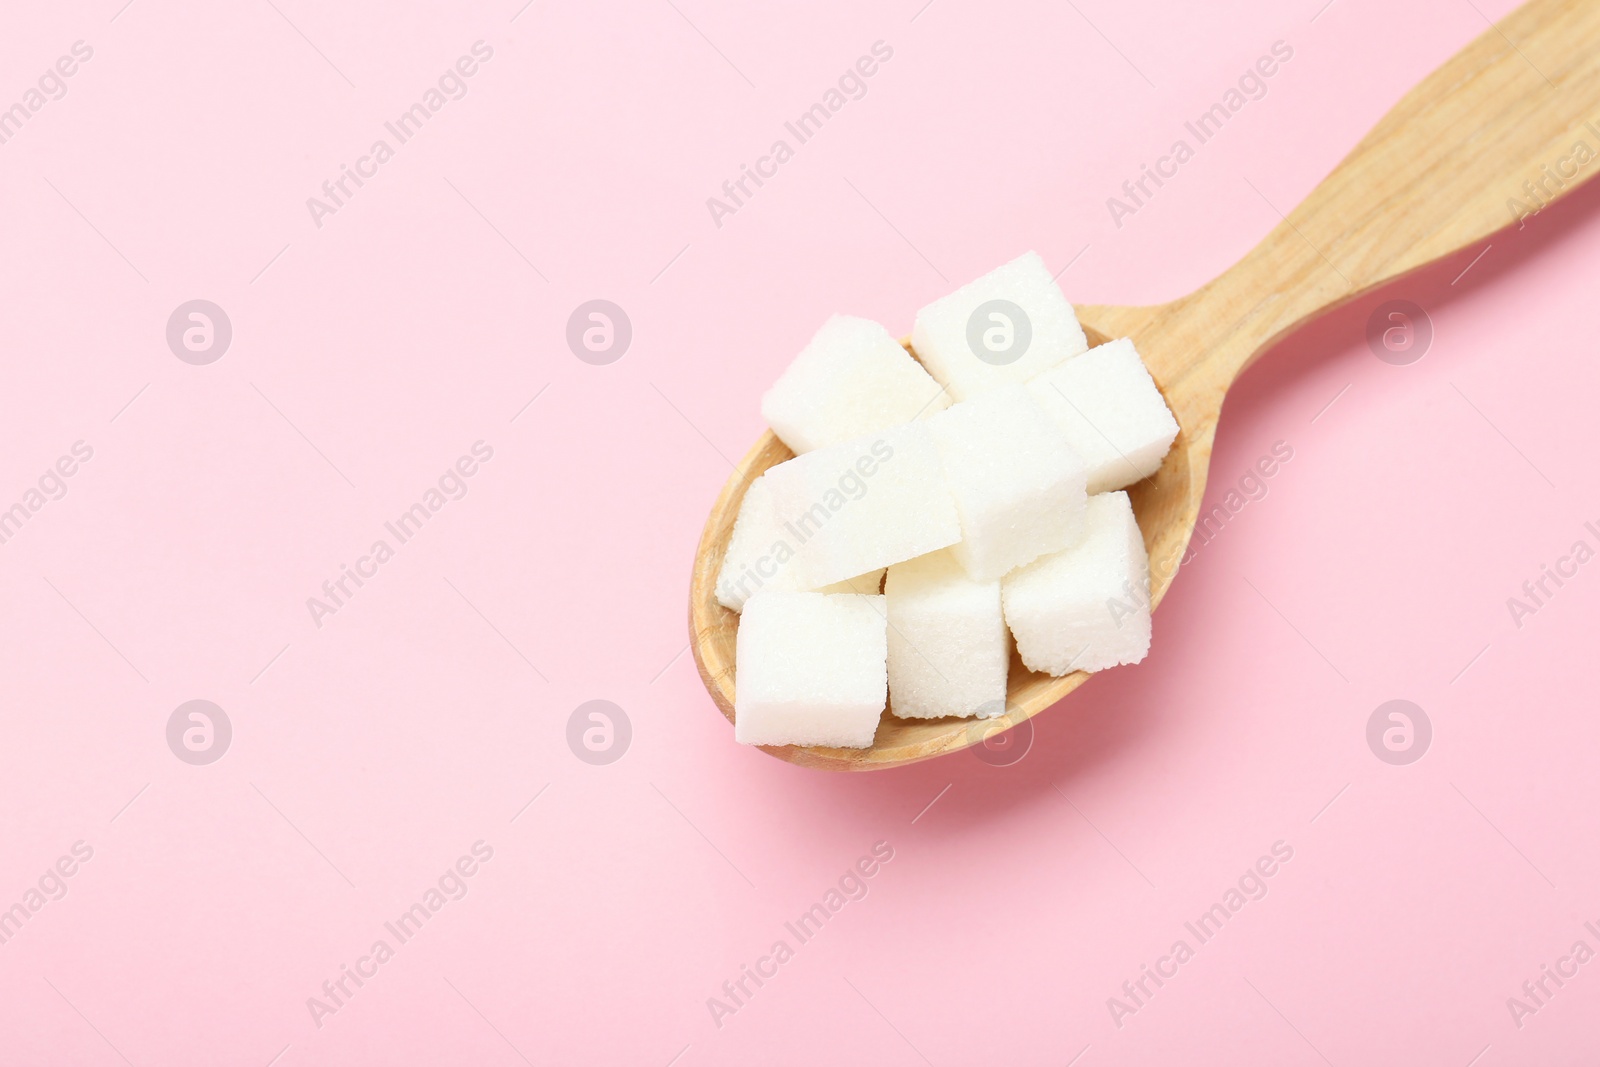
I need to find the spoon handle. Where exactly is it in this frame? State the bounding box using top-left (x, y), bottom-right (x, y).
top-left (1086, 0), bottom-right (1600, 424)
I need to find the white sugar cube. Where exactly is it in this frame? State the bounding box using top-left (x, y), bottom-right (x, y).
top-left (714, 476), bottom-right (884, 612)
top-left (764, 423), bottom-right (962, 590)
top-left (715, 477), bottom-right (795, 611)
top-left (734, 592), bottom-right (888, 748)
top-left (885, 551), bottom-right (1009, 719)
top-left (911, 252), bottom-right (1089, 401)
top-left (1002, 491), bottom-right (1151, 676)
top-left (927, 386), bottom-right (1089, 582)
top-left (1028, 338), bottom-right (1180, 493)
top-left (761, 315), bottom-right (950, 454)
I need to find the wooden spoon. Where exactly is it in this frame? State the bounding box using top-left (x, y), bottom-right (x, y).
top-left (690, 0), bottom-right (1600, 770)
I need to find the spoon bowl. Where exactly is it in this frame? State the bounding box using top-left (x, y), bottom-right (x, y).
top-left (689, 0), bottom-right (1600, 769)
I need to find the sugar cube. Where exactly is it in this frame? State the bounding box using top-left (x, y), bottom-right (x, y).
top-left (1027, 338), bottom-right (1180, 493)
top-left (761, 315), bottom-right (951, 454)
top-left (1002, 491), bottom-right (1150, 676)
top-left (763, 423), bottom-right (962, 589)
top-left (927, 386), bottom-right (1089, 582)
top-left (734, 592), bottom-right (888, 748)
top-left (885, 551), bottom-right (1009, 719)
top-left (911, 252), bottom-right (1089, 401)
top-left (714, 476), bottom-right (885, 611)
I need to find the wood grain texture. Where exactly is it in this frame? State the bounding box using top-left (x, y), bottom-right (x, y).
top-left (690, 0), bottom-right (1600, 770)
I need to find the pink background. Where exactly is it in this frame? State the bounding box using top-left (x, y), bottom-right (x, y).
top-left (1, 0), bottom-right (1596, 1063)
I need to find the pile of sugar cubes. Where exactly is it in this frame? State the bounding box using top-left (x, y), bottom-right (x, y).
top-left (717, 252), bottom-right (1179, 749)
